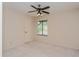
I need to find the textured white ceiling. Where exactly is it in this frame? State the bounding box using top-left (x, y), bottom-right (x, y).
top-left (4, 2), bottom-right (79, 16)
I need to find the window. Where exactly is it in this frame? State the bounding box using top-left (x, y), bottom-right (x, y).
top-left (37, 20), bottom-right (48, 36)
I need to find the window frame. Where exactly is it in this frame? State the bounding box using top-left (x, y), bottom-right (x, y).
top-left (37, 20), bottom-right (48, 36)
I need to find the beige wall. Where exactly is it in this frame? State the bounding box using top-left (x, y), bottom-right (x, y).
top-left (49, 9), bottom-right (79, 49)
top-left (35, 9), bottom-right (79, 49)
top-left (3, 4), bottom-right (34, 51)
top-left (24, 16), bottom-right (35, 42)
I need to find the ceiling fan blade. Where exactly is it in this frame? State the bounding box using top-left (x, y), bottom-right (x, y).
top-left (42, 11), bottom-right (50, 14)
top-left (31, 5), bottom-right (37, 9)
top-left (28, 10), bottom-right (36, 13)
top-left (41, 6), bottom-right (50, 10)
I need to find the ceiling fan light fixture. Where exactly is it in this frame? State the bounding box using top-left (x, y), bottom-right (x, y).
top-left (37, 13), bottom-right (41, 16)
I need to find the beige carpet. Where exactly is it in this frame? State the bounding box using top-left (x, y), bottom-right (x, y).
top-left (3, 40), bottom-right (79, 57)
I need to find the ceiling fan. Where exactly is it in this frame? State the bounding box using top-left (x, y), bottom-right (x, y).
top-left (28, 4), bottom-right (50, 16)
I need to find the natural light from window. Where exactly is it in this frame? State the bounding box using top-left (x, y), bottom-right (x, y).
top-left (37, 20), bottom-right (48, 36)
